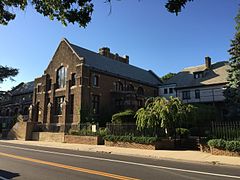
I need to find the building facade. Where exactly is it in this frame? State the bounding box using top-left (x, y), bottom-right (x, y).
top-left (32, 39), bottom-right (161, 130)
top-left (159, 57), bottom-right (229, 119)
top-left (0, 82), bottom-right (34, 130)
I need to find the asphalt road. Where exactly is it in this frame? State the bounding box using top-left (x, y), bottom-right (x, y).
top-left (0, 141), bottom-right (240, 180)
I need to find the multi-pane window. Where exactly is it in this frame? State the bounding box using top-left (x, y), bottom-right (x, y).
top-left (57, 66), bottom-right (67, 88)
top-left (115, 81), bottom-right (123, 91)
top-left (93, 75), bottom-right (99, 87)
top-left (92, 95), bottom-right (100, 114)
top-left (137, 87), bottom-right (144, 95)
top-left (195, 90), bottom-right (200, 99)
top-left (169, 88), bottom-right (173, 94)
top-left (182, 91), bottom-right (191, 100)
top-left (164, 88), bottom-right (168, 94)
top-left (55, 96), bottom-right (65, 115)
top-left (71, 73), bottom-right (76, 86)
top-left (194, 72), bottom-right (203, 79)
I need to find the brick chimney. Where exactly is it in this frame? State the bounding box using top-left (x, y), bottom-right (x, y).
top-left (98, 47), bottom-right (129, 64)
top-left (205, 56), bottom-right (211, 69)
top-left (99, 47), bottom-right (110, 57)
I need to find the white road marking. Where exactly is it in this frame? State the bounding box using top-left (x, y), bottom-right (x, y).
top-left (0, 144), bottom-right (240, 179)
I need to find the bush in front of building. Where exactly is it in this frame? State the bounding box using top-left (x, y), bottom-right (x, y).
top-left (111, 109), bottom-right (135, 124)
top-left (103, 135), bottom-right (160, 144)
top-left (207, 139), bottom-right (240, 152)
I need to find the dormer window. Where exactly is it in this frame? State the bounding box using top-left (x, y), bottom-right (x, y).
top-left (193, 72), bottom-right (203, 79)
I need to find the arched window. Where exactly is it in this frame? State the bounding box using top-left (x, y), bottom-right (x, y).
top-left (127, 84), bottom-right (134, 91)
top-left (137, 87), bottom-right (144, 95)
top-left (57, 66), bottom-right (67, 88)
top-left (115, 81), bottom-right (123, 91)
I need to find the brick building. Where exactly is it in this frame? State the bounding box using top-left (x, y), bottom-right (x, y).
top-left (32, 38), bottom-right (161, 130)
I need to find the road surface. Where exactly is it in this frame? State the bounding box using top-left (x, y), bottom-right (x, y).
top-left (0, 141), bottom-right (240, 180)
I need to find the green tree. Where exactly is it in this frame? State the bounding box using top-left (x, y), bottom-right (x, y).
top-left (161, 72), bottom-right (176, 82)
top-left (135, 97), bottom-right (192, 137)
top-left (0, 65), bottom-right (18, 84)
top-left (224, 10), bottom-right (240, 120)
top-left (0, 0), bottom-right (193, 27)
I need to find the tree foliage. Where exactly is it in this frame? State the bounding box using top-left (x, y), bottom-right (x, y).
top-left (161, 72), bottom-right (176, 82)
top-left (0, 65), bottom-right (18, 83)
top-left (135, 97), bottom-right (193, 136)
top-left (224, 10), bottom-right (240, 120)
top-left (0, 0), bottom-right (193, 27)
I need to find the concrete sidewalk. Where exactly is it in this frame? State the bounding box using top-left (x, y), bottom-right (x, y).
top-left (0, 140), bottom-right (240, 167)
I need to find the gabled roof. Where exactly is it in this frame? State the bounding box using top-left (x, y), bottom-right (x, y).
top-left (63, 39), bottom-right (161, 86)
top-left (11, 81), bottom-right (34, 95)
top-left (163, 61), bottom-right (229, 88)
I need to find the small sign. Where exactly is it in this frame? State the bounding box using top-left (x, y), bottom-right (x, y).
top-left (92, 125), bottom-right (97, 132)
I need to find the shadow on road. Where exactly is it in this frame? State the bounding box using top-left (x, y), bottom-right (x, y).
top-left (0, 169), bottom-right (20, 179)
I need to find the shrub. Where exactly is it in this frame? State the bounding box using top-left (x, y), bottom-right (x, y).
top-left (111, 110), bottom-right (135, 124)
top-left (208, 139), bottom-right (226, 149)
top-left (226, 141), bottom-right (240, 152)
top-left (176, 128), bottom-right (189, 138)
top-left (103, 135), bottom-right (160, 144)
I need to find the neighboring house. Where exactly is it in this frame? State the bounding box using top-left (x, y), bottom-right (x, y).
top-left (159, 57), bottom-right (229, 118)
top-left (32, 38), bottom-right (161, 130)
top-left (0, 82), bottom-right (34, 127)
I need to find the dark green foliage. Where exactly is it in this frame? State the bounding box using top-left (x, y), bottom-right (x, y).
top-left (176, 128), bottom-right (189, 138)
top-left (69, 127), bottom-right (108, 137)
top-left (0, 0), bottom-right (93, 27)
top-left (208, 139), bottom-right (240, 152)
top-left (208, 139), bottom-right (226, 150)
top-left (224, 10), bottom-right (240, 120)
top-left (1, 0), bottom-right (193, 27)
top-left (226, 141), bottom-right (240, 152)
top-left (165, 0), bottom-right (193, 15)
top-left (161, 72), bottom-right (176, 82)
top-left (111, 109), bottom-right (135, 124)
top-left (103, 135), bottom-right (160, 144)
top-left (0, 65), bottom-right (18, 83)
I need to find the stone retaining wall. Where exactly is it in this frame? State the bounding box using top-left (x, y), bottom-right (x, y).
top-left (64, 135), bottom-right (104, 145)
top-left (32, 132), bottom-right (65, 142)
top-left (105, 139), bottom-right (175, 150)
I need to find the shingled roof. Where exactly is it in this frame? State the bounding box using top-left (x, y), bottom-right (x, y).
top-left (65, 40), bottom-right (161, 86)
top-left (11, 81), bottom-right (34, 96)
top-left (163, 61), bottom-right (229, 88)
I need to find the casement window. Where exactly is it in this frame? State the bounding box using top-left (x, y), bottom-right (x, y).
top-left (195, 89), bottom-right (200, 99)
top-left (55, 96), bottom-right (65, 115)
top-left (182, 91), bottom-right (191, 100)
top-left (164, 88), bottom-right (168, 94)
top-left (137, 87), bottom-right (144, 95)
top-left (71, 73), bottom-right (76, 86)
top-left (169, 88), bottom-right (173, 94)
top-left (93, 75), bottom-right (99, 87)
top-left (92, 95), bottom-right (100, 114)
top-left (57, 66), bottom-right (67, 88)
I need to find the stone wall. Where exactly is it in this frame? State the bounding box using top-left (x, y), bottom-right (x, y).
top-left (7, 121), bottom-right (34, 140)
top-left (32, 132), bottom-right (65, 142)
top-left (64, 135), bottom-right (104, 145)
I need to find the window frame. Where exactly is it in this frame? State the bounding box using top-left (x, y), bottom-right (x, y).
top-left (182, 91), bottom-right (191, 100)
top-left (195, 89), bottom-right (200, 99)
top-left (55, 96), bottom-right (65, 115)
top-left (57, 66), bottom-right (67, 89)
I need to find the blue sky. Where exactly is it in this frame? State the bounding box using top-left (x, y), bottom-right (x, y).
top-left (0, 0), bottom-right (239, 90)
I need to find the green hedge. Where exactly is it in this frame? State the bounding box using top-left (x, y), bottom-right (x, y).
top-left (111, 110), bottom-right (135, 124)
top-left (104, 135), bottom-right (160, 144)
top-left (207, 139), bottom-right (240, 152)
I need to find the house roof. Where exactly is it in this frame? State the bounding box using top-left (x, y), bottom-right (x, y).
top-left (162, 61), bottom-right (229, 88)
top-left (65, 40), bottom-right (161, 86)
top-left (11, 81), bottom-right (34, 95)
